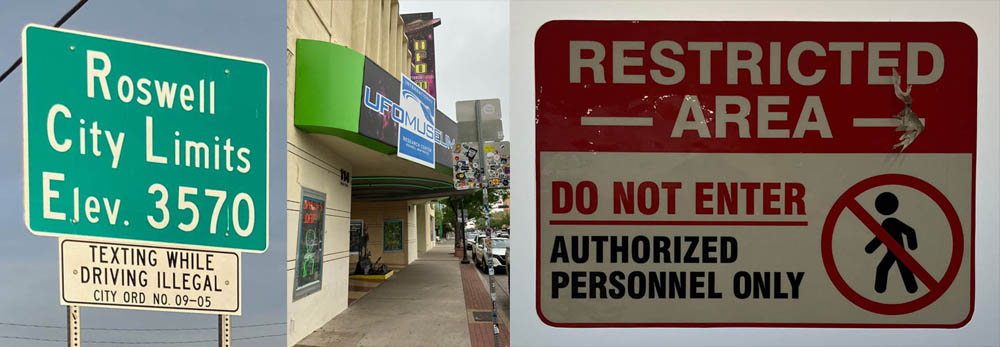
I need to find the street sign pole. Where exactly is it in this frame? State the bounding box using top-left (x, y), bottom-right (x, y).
top-left (218, 315), bottom-right (231, 347)
top-left (67, 305), bottom-right (80, 347)
top-left (475, 100), bottom-right (501, 347)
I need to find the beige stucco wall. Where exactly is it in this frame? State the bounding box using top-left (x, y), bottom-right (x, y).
top-left (286, 1), bottom-right (352, 344)
top-left (416, 202), bottom-right (436, 254)
top-left (417, 204), bottom-right (428, 253)
top-left (350, 201), bottom-right (435, 266)
top-left (350, 201), bottom-right (417, 266)
top-left (407, 203), bottom-right (419, 263)
top-left (287, 0), bottom-right (413, 345)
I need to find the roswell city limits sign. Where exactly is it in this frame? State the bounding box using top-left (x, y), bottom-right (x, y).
top-left (23, 25), bottom-right (270, 252)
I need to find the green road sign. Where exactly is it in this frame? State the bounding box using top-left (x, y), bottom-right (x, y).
top-left (22, 25), bottom-right (269, 252)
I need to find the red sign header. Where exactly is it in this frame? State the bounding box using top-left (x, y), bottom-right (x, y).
top-left (535, 21), bottom-right (977, 153)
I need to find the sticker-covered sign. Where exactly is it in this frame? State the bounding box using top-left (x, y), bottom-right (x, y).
top-left (22, 25), bottom-right (269, 252)
top-left (452, 143), bottom-right (481, 189)
top-left (484, 141), bottom-right (511, 188)
top-left (535, 21), bottom-right (975, 328)
top-left (453, 141), bottom-right (510, 189)
top-left (60, 239), bottom-right (240, 315)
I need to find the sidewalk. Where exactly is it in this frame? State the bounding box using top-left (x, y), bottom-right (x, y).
top-left (295, 242), bottom-right (511, 347)
top-left (296, 244), bottom-right (469, 346)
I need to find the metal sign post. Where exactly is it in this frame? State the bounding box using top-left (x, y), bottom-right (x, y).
top-left (475, 100), bottom-right (501, 347)
top-left (67, 305), bottom-right (80, 347)
top-left (218, 315), bottom-right (231, 347)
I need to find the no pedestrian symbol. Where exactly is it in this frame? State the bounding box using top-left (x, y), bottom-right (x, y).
top-left (822, 174), bottom-right (964, 315)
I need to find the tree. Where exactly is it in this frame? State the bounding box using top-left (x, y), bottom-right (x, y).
top-left (490, 210), bottom-right (509, 229)
top-left (441, 202), bottom-right (456, 234)
top-left (440, 188), bottom-right (508, 233)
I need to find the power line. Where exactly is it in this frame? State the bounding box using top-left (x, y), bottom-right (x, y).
top-left (92, 321), bottom-right (285, 331)
top-left (0, 335), bottom-right (64, 343)
top-left (0, 0), bottom-right (88, 84)
top-left (0, 333), bottom-right (285, 344)
top-left (0, 321), bottom-right (285, 331)
top-left (0, 322), bottom-right (62, 329)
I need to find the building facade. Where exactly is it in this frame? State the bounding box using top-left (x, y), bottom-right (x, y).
top-left (286, 1), bottom-right (456, 345)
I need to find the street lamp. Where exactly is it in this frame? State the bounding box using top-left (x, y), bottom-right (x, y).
top-left (460, 205), bottom-right (470, 264)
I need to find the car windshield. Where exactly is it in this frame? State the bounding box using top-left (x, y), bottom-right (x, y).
top-left (490, 239), bottom-right (509, 248)
top-left (466, 233), bottom-right (477, 240)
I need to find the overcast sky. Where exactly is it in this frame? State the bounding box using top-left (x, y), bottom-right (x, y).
top-left (400, 0), bottom-right (512, 140)
top-left (0, 1), bottom-right (286, 346)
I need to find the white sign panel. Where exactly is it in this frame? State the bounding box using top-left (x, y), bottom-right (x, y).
top-left (59, 239), bottom-right (241, 315)
top-left (456, 98), bottom-right (504, 143)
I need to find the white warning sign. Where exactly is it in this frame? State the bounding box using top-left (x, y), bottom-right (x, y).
top-left (59, 239), bottom-right (241, 315)
top-left (535, 20), bottom-right (975, 327)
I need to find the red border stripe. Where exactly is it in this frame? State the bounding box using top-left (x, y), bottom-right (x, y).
top-left (550, 220), bottom-right (808, 226)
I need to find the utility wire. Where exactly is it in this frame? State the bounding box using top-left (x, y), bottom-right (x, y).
top-left (91, 321), bottom-right (285, 331)
top-left (0, 321), bottom-right (285, 331)
top-left (0, 0), bottom-right (88, 84)
top-left (0, 333), bottom-right (285, 344)
top-left (0, 335), bottom-right (64, 343)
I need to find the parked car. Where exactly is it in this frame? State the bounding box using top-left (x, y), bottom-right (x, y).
top-left (472, 235), bottom-right (487, 264)
top-left (474, 237), bottom-right (509, 273)
top-left (465, 231), bottom-right (482, 250)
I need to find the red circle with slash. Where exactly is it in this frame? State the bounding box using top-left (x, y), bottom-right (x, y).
top-left (821, 174), bottom-right (964, 315)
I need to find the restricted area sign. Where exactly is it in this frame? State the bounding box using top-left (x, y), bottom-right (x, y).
top-left (60, 239), bottom-right (241, 315)
top-left (22, 25), bottom-right (269, 252)
top-left (535, 21), bottom-right (975, 328)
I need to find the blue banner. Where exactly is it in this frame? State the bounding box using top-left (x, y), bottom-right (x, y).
top-left (396, 75), bottom-right (436, 168)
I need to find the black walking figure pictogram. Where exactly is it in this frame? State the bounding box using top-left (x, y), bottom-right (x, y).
top-left (864, 192), bottom-right (919, 293)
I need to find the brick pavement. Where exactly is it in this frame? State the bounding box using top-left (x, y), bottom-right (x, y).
top-left (457, 246), bottom-right (510, 347)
